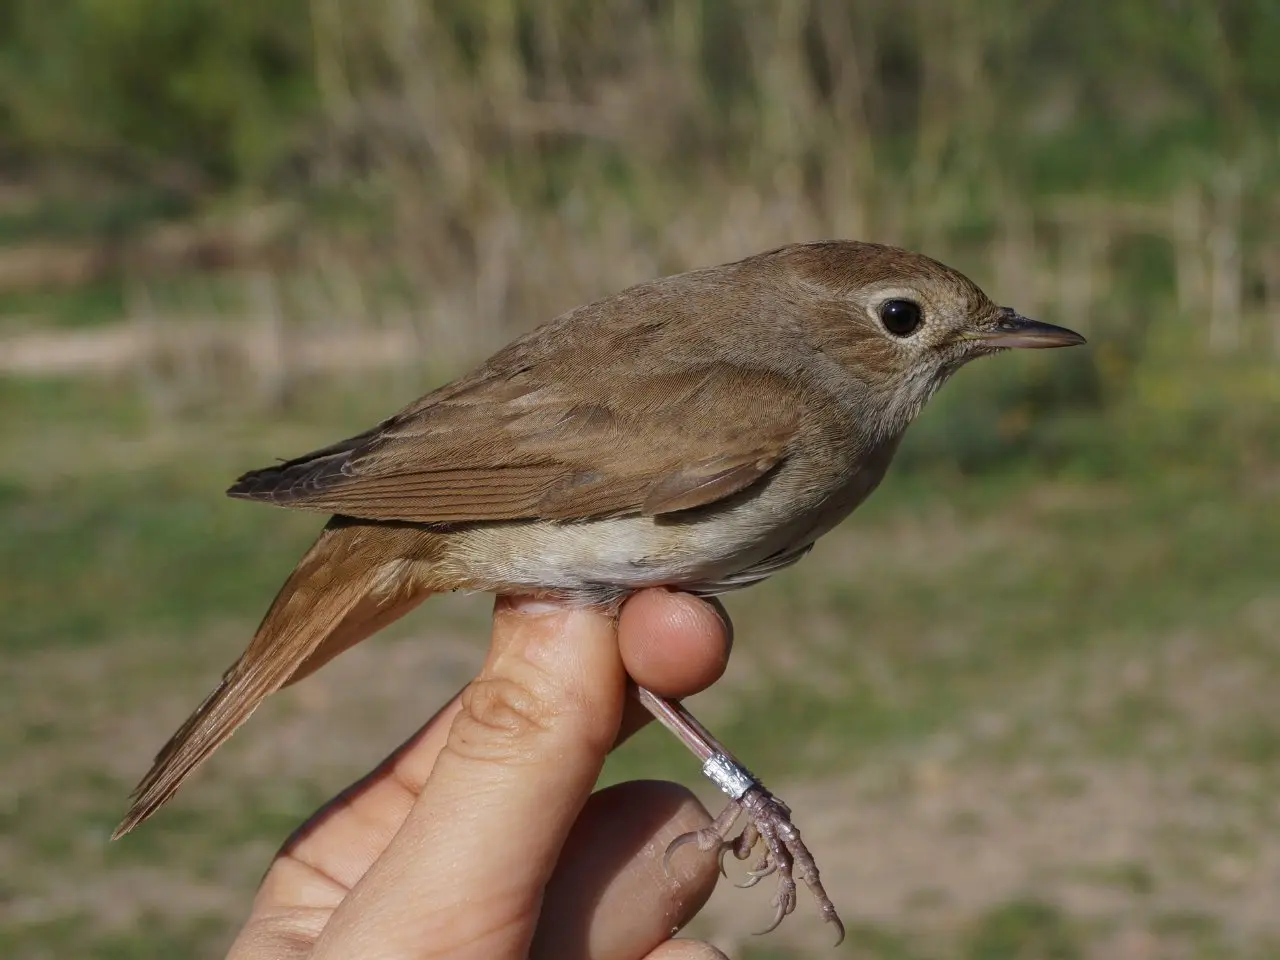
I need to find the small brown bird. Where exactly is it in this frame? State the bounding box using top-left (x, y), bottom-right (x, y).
top-left (114, 240), bottom-right (1084, 941)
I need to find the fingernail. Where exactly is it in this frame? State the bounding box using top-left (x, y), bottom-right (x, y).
top-left (505, 595), bottom-right (573, 616)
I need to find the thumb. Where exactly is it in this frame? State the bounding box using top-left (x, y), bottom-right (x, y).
top-left (311, 596), bottom-right (626, 960)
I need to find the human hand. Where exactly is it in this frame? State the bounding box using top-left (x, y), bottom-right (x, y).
top-left (227, 589), bottom-right (732, 959)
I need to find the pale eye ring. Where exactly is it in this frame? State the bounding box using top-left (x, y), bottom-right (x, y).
top-left (879, 298), bottom-right (924, 337)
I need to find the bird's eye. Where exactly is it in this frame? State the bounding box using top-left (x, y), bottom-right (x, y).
top-left (879, 299), bottom-right (924, 337)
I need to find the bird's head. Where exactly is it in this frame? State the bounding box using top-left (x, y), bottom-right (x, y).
top-left (775, 241), bottom-right (1086, 437)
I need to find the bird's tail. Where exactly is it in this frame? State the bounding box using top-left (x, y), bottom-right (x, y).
top-left (112, 520), bottom-right (430, 838)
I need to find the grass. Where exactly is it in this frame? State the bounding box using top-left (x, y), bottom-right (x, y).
top-left (2, 358), bottom-right (1278, 958)
top-left (0, 281), bottom-right (128, 333)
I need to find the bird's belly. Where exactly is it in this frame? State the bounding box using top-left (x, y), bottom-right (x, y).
top-left (454, 512), bottom-right (766, 602)
top-left (451, 444), bottom-right (894, 603)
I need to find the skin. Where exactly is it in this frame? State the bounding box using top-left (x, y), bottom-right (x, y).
top-left (227, 589), bottom-right (733, 960)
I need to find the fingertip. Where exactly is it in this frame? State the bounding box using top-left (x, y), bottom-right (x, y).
top-left (646, 941), bottom-right (731, 960)
top-left (618, 590), bottom-right (732, 699)
top-left (532, 780), bottom-right (721, 960)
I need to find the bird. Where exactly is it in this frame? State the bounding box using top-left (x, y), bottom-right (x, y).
top-left (113, 240), bottom-right (1085, 942)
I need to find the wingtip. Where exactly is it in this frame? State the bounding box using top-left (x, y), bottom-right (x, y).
top-left (225, 468), bottom-right (288, 502)
top-left (225, 465), bottom-right (269, 499)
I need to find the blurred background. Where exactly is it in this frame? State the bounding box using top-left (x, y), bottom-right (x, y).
top-left (1, 1), bottom-right (1277, 957)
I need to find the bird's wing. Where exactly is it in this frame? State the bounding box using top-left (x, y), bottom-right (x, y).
top-left (227, 363), bottom-right (808, 522)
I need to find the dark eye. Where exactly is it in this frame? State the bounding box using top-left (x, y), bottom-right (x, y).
top-left (878, 299), bottom-right (924, 337)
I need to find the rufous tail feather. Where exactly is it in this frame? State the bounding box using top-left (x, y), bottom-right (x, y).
top-left (112, 522), bottom-right (429, 838)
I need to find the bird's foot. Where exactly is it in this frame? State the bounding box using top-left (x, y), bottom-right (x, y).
top-left (664, 785), bottom-right (845, 946)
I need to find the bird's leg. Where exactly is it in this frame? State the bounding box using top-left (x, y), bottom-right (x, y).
top-left (634, 685), bottom-right (845, 945)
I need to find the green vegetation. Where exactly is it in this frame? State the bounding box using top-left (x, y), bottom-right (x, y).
top-left (2, 2), bottom-right (1278, 958)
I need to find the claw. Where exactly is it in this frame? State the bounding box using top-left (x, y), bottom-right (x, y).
top-left (736, 850), bottom-right (777, 888)
top-left (754, 889), bottom-right (793, 937)
top-left (714, 844), bottom-right (731, 877)
top-left (666, 783), bottom-right (843, 939)
top-left (736, 860), bottom-right (777, 889)
top-left (829, 915), bottom-right (847, 948)
top-left (661, 830), bottom-right (700, 877)
top-left (736, 785), bottom-right (844, 940)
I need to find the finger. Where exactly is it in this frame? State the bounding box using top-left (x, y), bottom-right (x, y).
top-left (615, 591), bottom-right (732, 748)
top-left (618, 591), bottom-right (733, 698)
top-left (311, 597), bottom-right (627, 960)
top-left (259, 589), bottom-right (731, 911)
top-left (643, 941), bottom-right (730, 960)
top-left (530, 781), bottom-right (719, 960)
top-left (237, 589), bottom-right (733, 957)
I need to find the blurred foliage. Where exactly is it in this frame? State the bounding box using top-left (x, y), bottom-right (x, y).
top-left (319, 0), bottom-right (1280, 186)
top-left (1, 0), bottom-right (1277, 193)
top-left (0, 0), bottom-right (314, 188)
top-left (0, 0), bottom-right (1277, 473)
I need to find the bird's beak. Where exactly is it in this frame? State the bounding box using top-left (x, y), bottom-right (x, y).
top-left (970, 309), bottom-right (1087, 349)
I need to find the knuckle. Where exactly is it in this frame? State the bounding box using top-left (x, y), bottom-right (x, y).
top-left (451, 674), bottom-right (557, 764)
